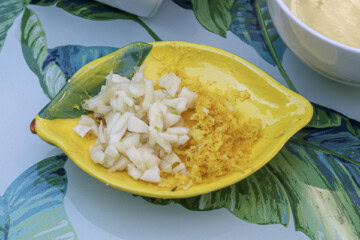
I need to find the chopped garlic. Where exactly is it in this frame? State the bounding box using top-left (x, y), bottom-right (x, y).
top-left (173, 162), bottom-right (187, 175)
top-left (73, 125), bottom-right (91, 138)
top-left (163, 111), bottom-right (181, 129)
top-left (163, 97), bottom-right (187, 113)
top-left (74, 69), bottom-right (198, 185)
top-left (159, 160), bottom-right (172, 173)
top-left (148, 101), bottom-right (163, 131)
top-left (128, 82), bottom-right (145, 98)
top-left (159, 132), bottom-right (178, 144)
top-left (126, 147), bottom-right (146, 172)
top-left (127, 163), bottom-right (142, 180)
top-left (178, 135), bottom-right (190, 145)
top-left (154, 90), bottom-right (169, 101)
top-left (167, 127), bottom-right (190, 135)
top-left (150, 127), bottom-right (172, 153)
top-left (90, 145), bottom-right (105, 164)
top-left (140, 168), bottom-right (161, 183)
top-left (117, 91), bottom-right (134, 107)
top-left (203, 107), bottom-right (209, 114)
top-left (109, 157), bottom-right (129, 172)
top-left (159, 72), bottom-right (181, 97)
top-left (128, 116), bottom-right (148, 133)
top-left (73, 115), bottom-right (97, 137)
top-left (104, 145), bottom-right (120, 160)
top-left (115, 133), bottom-right (140, 154)
top-left (142, 79), bottom-right (155, 110)
top-left (103, 156), bottom-right (116, 168)
top-left (173, 117), bottom-right (185, 127)
top-left (165, 152), bottom-right (181, 165)
top-left (112, 74), bottom-right (130, 84)
top-left (179, 87), bottom-right (197, 109)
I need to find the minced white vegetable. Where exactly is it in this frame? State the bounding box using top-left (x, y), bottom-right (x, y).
top-left (73, 69), bottom-right (197, 184)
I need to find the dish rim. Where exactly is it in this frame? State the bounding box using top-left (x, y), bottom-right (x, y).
top-left (273, 0), bottom-right (360, 53)
top-left (34, 41), bottom-right (314, 199)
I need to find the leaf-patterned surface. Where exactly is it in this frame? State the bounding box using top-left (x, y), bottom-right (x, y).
top-left (29, 0), bottom-right (161, 41)
top-left (191, 0), bottom-right (235, 38)
top-left (229, 0), bottom-right (287, 66)
top-left (56, 0), bottom-right (138, 22)
top-left (308, 104), bottom-right (360, 138)
top-left (29, 0), bottom-right (57, 6)
top-left (173, 0), bottom-right (287, 67)
top-left (145, 105), bottom-right (360, 239)
top-left (143, 165), bottom-right (290, 226)
top-left (45, 45), bottom-right (360, 240)
top-left (44, 45), bottom-right (118, 79)
top-left (272, 127), bottom-right (360, 239)
top-left (30, 0), bottom-right (136, 20)
top-left (172, 0), bottom-right (192, 9)
top-left (0, 0), bottom-right (29, 54)
top-left (21, 8), bottom-right (66, 99)
top-left (39, 42), bottom-right (152, 119)
top-left (0, 153), bottom-right (78, 240)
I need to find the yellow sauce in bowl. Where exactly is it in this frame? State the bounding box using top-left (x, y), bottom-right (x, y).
top-left (288, 0), bottom-right (360, 49)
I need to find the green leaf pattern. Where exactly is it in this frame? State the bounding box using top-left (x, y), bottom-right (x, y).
top-left (144, 165), bottom-right (290, 226)
top-left (229, 0), bottom-right (287, 66)
top-left (270, 146), bottom-right (360, 239)
top-left (0, 0), bottom-right (29, 53)
top-left (39, 42), bottom-right (152, 119)
top-left (21, 8), bottom-right (66, 99)
top-left (0, 154), bottom-right (78, 240)
top-left (30, 0), bottom-right (161, 41)
top-left (191, 0), bottom-right (235, 37)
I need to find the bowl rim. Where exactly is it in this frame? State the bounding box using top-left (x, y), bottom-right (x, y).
top-left (274, 0), bottom-right (360, 54)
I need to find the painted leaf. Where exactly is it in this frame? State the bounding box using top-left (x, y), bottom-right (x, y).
top-left (174, 0), bottom-right (287, 67)
top-left (308, 104), bottom-right (360, 138)
top-left (29, 0), bottom-right (161, 41)
top-left (39, 42), bottom-right (152, 119)
top-left (44, 45), bottom-right (118, 79)
top-left (144, 165), bottom-right (290, 225)
top-left (21, 8), bottom-right (66, 99)
top-left (172, 0), bottom-right (192, 9)
top-left (191, 0), bottom-right (235, 38)
top-left (55, 0), bottom-right (137, 21)
top-left (229, 0), bottom-right (287, 66)
top-left (29, 0), bottom-right (57, 6)
top-left (270, 125), bottom-right (360, 239)
top-left (56, 0), bottom-right (162, 41)
top-left (0, 153), bottom-right (78, 240)
top-left (0, 0), bottom-right (29, 53)
top-left (30, 0), bottom-right (136, 19)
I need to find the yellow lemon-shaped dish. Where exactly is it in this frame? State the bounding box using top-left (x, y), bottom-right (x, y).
top-left (31, 41), bottom-right (313, 199)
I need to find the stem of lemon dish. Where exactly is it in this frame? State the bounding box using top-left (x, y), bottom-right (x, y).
top-left (134, 18), bottom-right (162, 41)
top-left (254, 0), bottom-right (298, 93)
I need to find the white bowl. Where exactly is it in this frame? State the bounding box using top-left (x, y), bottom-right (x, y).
top-left (267, 0), bottom-right (360, 86)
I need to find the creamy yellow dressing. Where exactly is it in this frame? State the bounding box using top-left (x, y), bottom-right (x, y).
top-left (287, 0), bottom-right (360, 49)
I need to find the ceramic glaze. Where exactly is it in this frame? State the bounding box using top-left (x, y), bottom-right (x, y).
top-left (34, 41), bottom-right (313, 199)
top-left (268, 0), bottom-right (360, 85)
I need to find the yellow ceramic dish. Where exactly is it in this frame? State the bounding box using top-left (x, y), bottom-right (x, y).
top-left (32, 41), bottom-right (313, 199)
